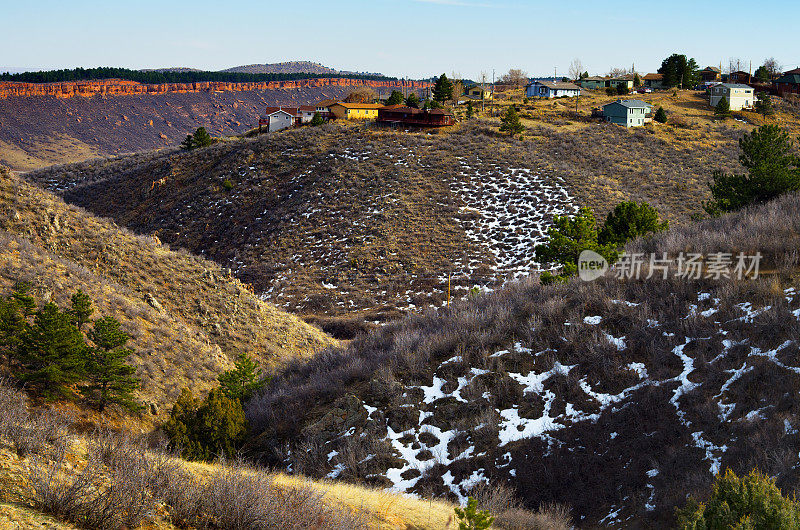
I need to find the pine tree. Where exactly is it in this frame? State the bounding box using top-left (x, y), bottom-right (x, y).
top-left (164, 388), bottom-right (246, 461)
top-left (69, 290), bottom-right (93, 330)
top-left (432, 73), bottom-right (454, 103)
top-left (192, 127), bottom-right (213, 148)
top-left (598, 201), bottom-right (669, 247)
top-left (466, 100), bottom-right (475, 119)
top-left (715, 96), bottom-right (731, 119)
top-left (180, 134), bottom-right (194, 151)
top-left (405, 93), bottom-right (420, 109)
top-left (755, 92), bottom-right (774, 116)
top-left (0, 292), bottom-right (28, 369)
top-left (18, 302), bottom-right (87, 401)
top-left (310, 112), bottom-right (324, 126)
top-left (654, 106), bottom-right (668, 123)
top-left (218, 353), bottom-right (265, 403)
top-left (499, 106), bottom-right (525, 135)
top-left (386, 90), bottom-right (404, 105)
top-left (633, 73), bottom-right (642, 87)
top-left (454, 497), bottom-right (494, 530)
top-left (81, 316), bottom-right (140, 412)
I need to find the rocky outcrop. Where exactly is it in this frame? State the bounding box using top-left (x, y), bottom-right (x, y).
top-left (0, 77), bottom-right (431, 99)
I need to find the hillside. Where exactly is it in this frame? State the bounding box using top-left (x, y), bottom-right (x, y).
top-left (25, 107), bottom-right (748, 329)
top-left (222, 61), bottom-right (340, 75)
top-left (246, 192), bottom-right (800, 527)
top-left (0, 166), bottom-right (334, 418)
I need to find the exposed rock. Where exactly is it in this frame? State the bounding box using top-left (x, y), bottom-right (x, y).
top-left (144, 293), bottom-right (163, 311)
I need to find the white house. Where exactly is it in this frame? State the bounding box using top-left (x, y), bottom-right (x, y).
top-left (709, 83), bottom-right (755, 111)
top-left (526, 80), bottom-right (581, 98)
top-left (261, 107), bottom-right (296, 132)
top-left (297, 105), bottom-right (317, 123)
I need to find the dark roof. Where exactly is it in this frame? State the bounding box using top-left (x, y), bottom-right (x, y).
top-left (701, 66), bottom-right (721, 73)
top-left (643, 73), bottom-right (663, 80)
top-left (299, 105), bottom-right (316, 111)
top-left (717, 83), bottom-right (753, 89)
top-left (776, 74), bottom-right (800, 85)
top-left (315, 99), bottom-right (339, 107)
top-left (785, 68), bottom-right (800, 75)
top-left (379, 105), bottom-right (422, 113)
top-left (604, 99), bottom-right (652, 109)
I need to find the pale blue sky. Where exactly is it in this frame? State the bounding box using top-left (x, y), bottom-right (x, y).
top-left (2, 0), bottom-right (798, 79)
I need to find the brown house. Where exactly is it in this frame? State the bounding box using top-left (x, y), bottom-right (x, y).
top-left (643, 73), bottom-right (663, 89)
top-left (699, 66), bottom-right (722, 82)
top-left (775, 74), bottom-right (800, 97)
top-left (728, 71), bottom-right (752, 84)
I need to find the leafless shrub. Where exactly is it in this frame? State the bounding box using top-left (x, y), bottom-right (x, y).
top-left (495, 503), bottom-right (572, 530)
top-left (8, 407), bottom-right (70, 458)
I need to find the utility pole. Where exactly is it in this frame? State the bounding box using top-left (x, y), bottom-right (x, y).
top-left (491, 69), bottom-right (495, 117)
top-left (480, 72), bottom-right (487, 113)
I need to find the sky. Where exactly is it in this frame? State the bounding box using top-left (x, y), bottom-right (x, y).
top-left (1, 0), bottom-right (799, 80)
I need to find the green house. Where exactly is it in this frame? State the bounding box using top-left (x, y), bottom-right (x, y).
top-left (602, 99), bottom-right (652, 127)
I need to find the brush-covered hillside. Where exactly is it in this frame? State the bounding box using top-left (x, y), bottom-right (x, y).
top-left (26, 111), bottom-right (746, 331)
top-left (0, 166), bottom-right (334, 418)
top-left (246, 193), bottom-right (800, 527)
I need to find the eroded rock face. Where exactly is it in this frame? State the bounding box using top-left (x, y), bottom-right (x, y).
top-left (0, 78), bottom-right (432, 99)
top-left (301, 394), bottom-right (369, 442)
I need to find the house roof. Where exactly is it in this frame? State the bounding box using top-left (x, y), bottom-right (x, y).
top-left (785, 68), bottom-right (800, 75)
top-left (581, 76), bottom-right (608, 81)
top-left (528, 80), bottom-right (580, 90)
top-left (776, 74), bottom-right (800, 85)
top-left (263, 106), bottom-right (298, 116)
top-left (331, 102), bottom-right (384, 109)
top-left (603, 99), bottom-right (652, 109)
top-left (701, 66), bottom-right (722, 73)
top-left (643, 73), bottom-right (663, 80)
top-left (299, 105), bottom-right (316, 111)
top-left (380, 105), bottom-right (422, 113)
top-left (315, 99), bottom-right (339, 107)
top-left (465, 85), bottom-right (490, 92)
top-left (717, 83), bottom-right (753, 89)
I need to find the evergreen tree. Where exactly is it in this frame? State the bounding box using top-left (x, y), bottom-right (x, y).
top-left (616, 83), bottom-right (629, 95)
top-left (218, 353), bottom-right (265, 403)
top-left (633, 73), bottom-right (642, 87)
top-left (714, 96), bottom-right (731, 119)
top-left (654, 106), bottom-right (668, 123)
top-left (466, 100), bottom-right (475, 119)
top-left (164, 388), bottom-right (247, 461)
top-left (677, 469), bottom-right (800, 529)
top-left (309, 112), bottom-right (324, 126)
top-left (534, 207), bottom-right (619, 283)
top-left (18, 302), bottom-right (86, 401)
top-left (180, 134), bottom-right (194, 151)
top-left (405, 93), bottom-right (420, 108)
top-left (192, 127), bottom-right (213, 148)
top-left (499, 106), bottom-right (525, 135)
top-left (754, 65), bottom-right (771, 83)
top-left (705, 124), bottom-right (800, 215)
top-left (432, 73), bottom-right (454, 103)
top-left (454, 497), bottom-right (494, 530)
top-left (598, 201), bottom-right (669, 246)
top-left (581, 71), bottom-right (589, 79)
top-left (755, 92), bottom-right (774, 116)
top-left (11, 281), bottom-right (36, 316)
top-left (81, 316), bottom-right (141, 412)
top-left (386, 90), bottom-right (404, 105)
top-left (658, 54), bottom-right (700, 88)
top-left (69, 290), bottom-right (93, 330)
top-left (0, 291), bottom-right (29, 369)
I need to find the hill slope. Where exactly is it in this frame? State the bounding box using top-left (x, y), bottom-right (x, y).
top-left (246, 193), bottom-right (800, 527)
top-left (26, 117), bottom-right (745, 329)
top-left (0, 166), bottom-right (334, 415)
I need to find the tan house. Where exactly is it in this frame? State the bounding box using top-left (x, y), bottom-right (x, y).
top-left (328, 102), bottom-right (383, 120)
top-left (709, 83), bottom-right (755, 111)
top-left (465, 85), bottom-right (493, 100)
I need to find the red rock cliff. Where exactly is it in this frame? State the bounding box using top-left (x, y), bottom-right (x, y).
top-left (0, 78), bottom-right (431, 99)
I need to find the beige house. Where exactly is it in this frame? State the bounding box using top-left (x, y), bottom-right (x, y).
top-left (465, 86), bottom-right (493, 100)
top-left (709, 83), bottom-right (755, 111)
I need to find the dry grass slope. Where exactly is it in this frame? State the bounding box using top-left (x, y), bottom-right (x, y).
top-left (0, 166), bottom-right (334, 417)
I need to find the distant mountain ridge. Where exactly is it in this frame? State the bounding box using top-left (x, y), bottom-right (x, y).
top-left (221, 60), bottom-right (383, 77)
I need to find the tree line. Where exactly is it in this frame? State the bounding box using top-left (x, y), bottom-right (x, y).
top-left (0, 66), bottom-right (395, 85)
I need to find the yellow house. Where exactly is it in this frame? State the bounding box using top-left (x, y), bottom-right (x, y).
top-left (329, 102), bottom-right (383, 120)
top-left (465, 86), bottom-right (493, 100)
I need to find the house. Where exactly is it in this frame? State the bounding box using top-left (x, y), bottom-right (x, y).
top-left (709, 83), bottom-right (755, 110)
top-left (328, 102), bottom-right (383, 120)
top-left (643, 73), bottom-right (663, 89)
top-left (464, 85), bottom-right (493, 100)
top-left (728, 71), bottom-right (752, 85)
top-left (699, 66), bottom-right (722, 82)
top-left (298, 105), bottom-right (317, 123)
top-left (258, 107), bottom-right (297, 133)
top-left (774, 73), bottom-right (800, 97)
top-left (377, 105), bottom-right (455, 127)
top-left (577, 76), bottom-right (608, 90)
top-left (602, 99), bottom-right (652, 128)
top-left (525, 80), bottom-right (581, 98)
top-left (608, 76), bottom-right (635, 92)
